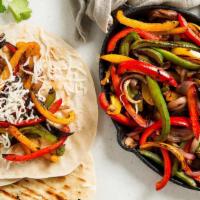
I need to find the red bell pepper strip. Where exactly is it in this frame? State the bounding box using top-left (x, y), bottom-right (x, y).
top-left (110, 65), bottom-right (121, 97)
top-left (0, 98), bottom-right (62, 128)
top-left (98, 92), bottom-right (136, 127)
top-left (178, 14), bottom-right (200, 46)
top-left (140, 117), bottom-right (190, 145)
top-left (120, 94), bottom-right (148, 128)
top-left (156, 148), bottom-right (171, 191)
top-left (3, 135), bottom-right (68, 162)
top-left (118, 60), bottom-right (178, 87)
top-left (5, 42), bottom-right (17, 54)
top-left (107, 27), bottom-right (160, 52)
top-left (187, 84), bottom-right (200, 139)
top-left (0, 121), bottom-right (9, 128)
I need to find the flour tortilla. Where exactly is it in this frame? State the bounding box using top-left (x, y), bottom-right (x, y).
top-left (0, 153), bottom-right (96, 200)
top-left (0, 23), bottom-right (98, 179)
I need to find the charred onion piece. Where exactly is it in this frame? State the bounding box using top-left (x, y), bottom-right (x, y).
top-left (149, 9), bottom-right (178, 21)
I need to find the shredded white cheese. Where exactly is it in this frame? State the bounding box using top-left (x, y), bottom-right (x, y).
top-left (0, 76), bottom-right (35, 124)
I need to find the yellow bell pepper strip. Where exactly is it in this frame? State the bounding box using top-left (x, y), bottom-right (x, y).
top-left (140, 142), bottom-right (188, 171)
top-left (100, 54), bottom-right (133, 63)
top-left (1, 42), bottom-right (29, 80)
top-left (146, 76), bottom-right (170, 141)
top-left (116, 10), bottom-right (179, 32)
top-left (154, 48), bottom-right (200, 70)
top-left (7, 125), bottom-right (39, 152)
top-left (107, 95), bottom-right (122, 115)
top-left (31, 92), bottom-right (75, 125)
top-left (159, 27), bottom-right (187, 35)
top-left (172, 47), bottom-right (200, 64)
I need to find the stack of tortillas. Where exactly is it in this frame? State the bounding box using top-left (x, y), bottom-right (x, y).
top-left (0, 23), bottom-right (98, 200)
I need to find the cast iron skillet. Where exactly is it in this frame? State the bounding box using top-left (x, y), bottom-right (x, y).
top-left (99, 4), bottom-right (200, 191)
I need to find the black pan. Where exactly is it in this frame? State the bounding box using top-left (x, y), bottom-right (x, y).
top-left (99, 4), bottom-right (200, 191)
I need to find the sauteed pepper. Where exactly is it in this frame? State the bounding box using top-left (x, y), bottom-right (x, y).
top-left (154, 48), bottom-right (200, 70)
top-left (99, 92), bottom-right (136, 127)
top-left (116, 10), bottom-right (179, 32)
top-left (146, 76), bottom-right (170, 141)
top-left (140, 117), bottom-right (190, 145)
top-left (3, 135), bottom-right (68, 162)
top-left (118, 60), bottom-right (177, 87)
top-left (178, 14), bottom-right (200, 46)
top-left (156, 149), bottom-right (171, 190)
top-left (131, 39), bottom-right (200, 51)
top-left (119, 32), bottom-right (140, 56)
top-left (107, 27), bottom-right (160, 52)
top-left (31, 92), bottom-right (75, 125)
top-left (139, 150), bottom-right (197, 187)
top-left (186, 84), bottom-right (200, 139)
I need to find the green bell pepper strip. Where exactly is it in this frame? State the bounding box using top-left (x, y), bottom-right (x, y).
top-left (119, 32), bottom-right (140, 56)
top-left (138, 54), bottom-right (152, 64)
top-left (137, 48), bottom-right (163, 66)
top-left (44, 88), bottom-right (56, 109)
top-left (154, 48), bottom-right (200, 70)
top-left (146, 76), bottom-right (170, 141)
top-left (139, 150), bottom-right (197, 188)
top-left (131, 39), bottom-right (200, 51)
top-left (56, 144), bottom-right (65, 156)
top-left (19, 125), bottom-right (57, 143)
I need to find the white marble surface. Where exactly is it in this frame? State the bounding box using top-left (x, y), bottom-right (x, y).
top-left (1, 0), bottom-right (200, 199)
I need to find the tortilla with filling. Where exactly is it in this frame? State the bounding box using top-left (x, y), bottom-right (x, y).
top-left (0, 23), bottom-right (98, 179)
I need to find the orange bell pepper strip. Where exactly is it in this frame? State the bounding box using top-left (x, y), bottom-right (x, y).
top-left (8, 125), bottom-right (40, 152)
top-left (116, 10), bottom-right (179, 32)
top-left (156, 149), bottom-right (171, 191)
top-left (1, 42), bottom-right (29, 80)
top-left (31, 92), bottom-right (75, 125)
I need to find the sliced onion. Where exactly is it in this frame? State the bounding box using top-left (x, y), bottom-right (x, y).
top-left (120, 74), bottom-right (146, 104)
top-left (176, 81), bottom-right (196, 95)
top-left (179, 149), bottom-right (196, 160)
top-left (191, 138), bottom-right (200, 153)
top-left (167, 127), bottom-right (194, 143)
top-left (167, 96), bottom-right (187, 112)
top-left (186, 170), bottom-right (200, 177)
top-left (120, 74), bottom-right (146, 92)
top-left (127, 127), bottom-right (144, 138)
